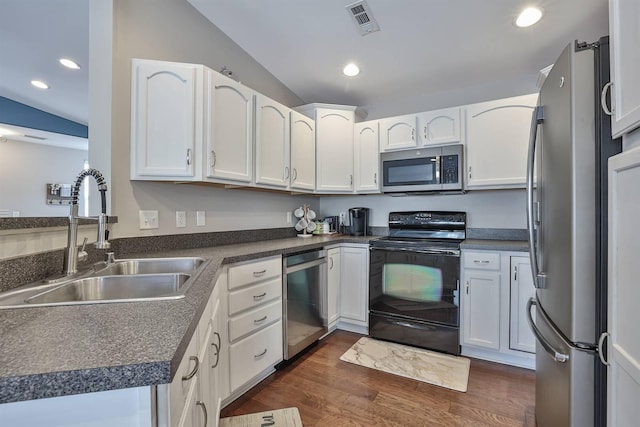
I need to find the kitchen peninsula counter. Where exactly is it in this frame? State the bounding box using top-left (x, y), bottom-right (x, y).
top-left (0, 234), bottom-right (374, 404)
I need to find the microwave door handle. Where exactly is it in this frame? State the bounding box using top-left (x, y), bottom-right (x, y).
top-left (435, 156), bottom-right (441, 183)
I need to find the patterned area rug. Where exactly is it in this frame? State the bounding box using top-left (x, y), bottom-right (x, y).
top-left (219, 407), bottom-right (303, 426)
top-left (340, 337), bottom-right (470, 392)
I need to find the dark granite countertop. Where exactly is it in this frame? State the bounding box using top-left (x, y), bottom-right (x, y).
top-left (461, 239), bottom-right (529, 252)
top-left (0, 234), bottom-right (373, 404)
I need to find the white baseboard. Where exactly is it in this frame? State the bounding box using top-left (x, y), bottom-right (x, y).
top-left (461, 346), bottom-right (535, 370)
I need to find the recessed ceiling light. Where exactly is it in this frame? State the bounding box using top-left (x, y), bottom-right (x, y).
top-left (31, 80), bottom-right (49, 89)
top-left (516, 7), bottom-right (543, 27)
top-left (59, 58), bottom-right (81, 70)
top-left (343, 63), bottom-right (360, 77)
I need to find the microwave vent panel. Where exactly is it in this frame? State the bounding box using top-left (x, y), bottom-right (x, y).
top-left (346, 1), bottom-right (380, 36)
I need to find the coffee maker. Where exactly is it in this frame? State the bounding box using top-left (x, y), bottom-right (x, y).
top-left (349, 207), bottom-right (369, 236)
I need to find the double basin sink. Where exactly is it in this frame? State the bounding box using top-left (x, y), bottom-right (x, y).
top-left (0, 257), bottom-right (207, 309)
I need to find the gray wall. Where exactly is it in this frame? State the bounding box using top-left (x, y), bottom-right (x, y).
top-left (0, 139), bottom-right (87, 217)
top-left (319, 190), bottom-right (527, 229)
top-left (109, 0), bottom-right (314, 238)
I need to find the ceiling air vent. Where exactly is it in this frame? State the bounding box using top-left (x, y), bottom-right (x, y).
top-left (346, 1), bottom-right (380, 36)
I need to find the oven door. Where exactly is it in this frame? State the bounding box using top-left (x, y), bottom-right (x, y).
top-left (369, 246), bottom-right (460, 327)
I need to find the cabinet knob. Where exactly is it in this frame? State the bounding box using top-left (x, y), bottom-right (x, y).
top-left (284, 166), bottom-right (290, 180)
top-left (293, 168), bottom-right (298, 181)
top-left (465, 281), bottom-right (469, 294)
top-left (211, 150), bottom-right (217, 168)
top-left (254, 348), bottom-right (268, 358)
top-left (374, 173), bottom-right (377, 184)
top-left (186, 148), bottom-right (192, 166)
top-left (411, 128), bottom-right (415, 140)
top-left (211, 332), bottom-right (221, 368)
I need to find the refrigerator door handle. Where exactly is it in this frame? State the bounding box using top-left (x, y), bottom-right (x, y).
top-left (526, 298), bottom-right (569, 363)
top-left (526, 106), bottom-right (547, 289)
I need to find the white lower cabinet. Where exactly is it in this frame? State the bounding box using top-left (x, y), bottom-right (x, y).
top-left (326, 247), bottom-right (341, 331)
top-left (224, 256), bottom-right (283, 399)
top-left (461, 249), bottom-right (535, 369)
top-left (509, 256), bottom-right (536, 353)
top-left (337, 245), bottom-right (369, 334)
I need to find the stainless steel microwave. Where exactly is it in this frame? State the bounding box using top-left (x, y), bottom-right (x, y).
top-left (381, 145), bottom-right (463, 193)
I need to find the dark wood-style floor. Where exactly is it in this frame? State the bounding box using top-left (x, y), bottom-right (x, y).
top-left (221, 330), bottom-right (536, 426)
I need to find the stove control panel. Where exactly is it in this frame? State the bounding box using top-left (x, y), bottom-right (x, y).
top-left (388, 211), bottom-right (466, 228)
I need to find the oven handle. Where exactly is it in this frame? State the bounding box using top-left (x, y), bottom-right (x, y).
top-left (370, 246), bottom-right (460, 256)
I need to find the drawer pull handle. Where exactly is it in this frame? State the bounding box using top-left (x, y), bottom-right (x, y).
top-left (196, 401), bottom-right (208, 427)
top-left (254, 315), bottom-right (268, 324)
top-left (253, 269), bottom-right (267, 276)
top-left (254, 348), bottom-right (268, 358)
top-left (181, 356), bottom-right (199, 381)
top-left (253, 292), bottom-right (267, 300)
top-left (211, 332), bottom-right (221, 368)
top-left (473, 260), bottom-right (490, 264)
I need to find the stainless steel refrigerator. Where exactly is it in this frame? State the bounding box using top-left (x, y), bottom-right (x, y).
top-left (526, 38), bottom-right (622, 427)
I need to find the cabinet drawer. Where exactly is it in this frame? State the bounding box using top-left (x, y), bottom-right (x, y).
top-left (463, 252), bottom-right (500, 270)
top-left (169, 329), bottom-right (199, 427)
top-left (229, 320), bottom-right (283, 392)
top-left (228, 277), bottom-right (281, 315)
top-left (228, 256), bottom-right (281, 290)
top-left (229, 299), bottom-right (282, 342)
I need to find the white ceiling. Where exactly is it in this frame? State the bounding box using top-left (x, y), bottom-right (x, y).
top-left (0, 0), bottom-right (89, 125)
top-left (0, 0), bottom-right (608, 127)
top-left (188, 0), bottom-right (609, 109)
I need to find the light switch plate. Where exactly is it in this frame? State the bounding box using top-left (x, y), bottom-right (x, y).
top-left (139, 210), bottom-right (159, 229)
top-left (196, 211), bottom-right (205, 227)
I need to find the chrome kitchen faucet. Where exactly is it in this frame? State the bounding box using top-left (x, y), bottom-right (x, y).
top-left (63, 168), bottom-right (110, 275)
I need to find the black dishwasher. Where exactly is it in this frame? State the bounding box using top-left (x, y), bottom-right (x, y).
top-left (282, 249), bottom-right (327, 360)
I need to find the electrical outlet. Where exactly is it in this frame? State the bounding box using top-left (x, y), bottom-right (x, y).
top-left (176, 211), bottom-right (186, 228)
top-left (196, 211), bottom-right (206, 227)
top-left (139, 210), bottom-right (159, 229)
top-left (286, 211), bottom-right (292, 224)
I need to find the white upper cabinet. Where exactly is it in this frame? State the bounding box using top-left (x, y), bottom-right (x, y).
top-left (254, 94), bottom-right (290, 189)
top-left (609, 0), bottom-right (640, 138)
top-left (465, 93), bottom-right (538, 189)
top-left (130, 59), bottom-right (203, 180)
top-left (379, 114), bottom-right (418, 152)
top-left (296, 104), bottom-right (355, 193)
top-left (289, 110), bottom-right (316, 192)
top-left (354, 121), bottom-right (380, 193)
top-left (205, 70), bottom-right (254, 184)
top-left (418, 107), bottom-right (462, 146)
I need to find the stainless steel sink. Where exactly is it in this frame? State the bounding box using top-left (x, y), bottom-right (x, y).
top-left (0, 256), bottom-right (209, 309)
top-left (95, 257), bottom-right (205, 276)
top-left (25, 274), bottom-right (191, 305)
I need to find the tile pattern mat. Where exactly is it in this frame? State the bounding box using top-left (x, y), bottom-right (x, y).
top-left (340, 337), bottom-right (470, 392)
top-left (220, 407), bottom-right (303, 427)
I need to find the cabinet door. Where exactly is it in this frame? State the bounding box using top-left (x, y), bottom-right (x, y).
top-left (509, 256), bottom-right (536, 353)
top-left (197, 324), bottom-right (213, 427)
top-left (465, 93), bottom-right (538, 189)
top-left (607, 146), bottom-right (640, 426)
top-left (290, 110), bottom-right (316, 191)
top-left (418, 107), bottom-right (461, 146)
top-left (131, 60), bottom-right (201, 179)
top-left (327, 248), bottom-right (341, 328)
top-left (462, 270), bottom-right (501, 350)
top-left (255, 95), bottom-right (290, 188)
top-left (609, 0), bottom-right (640, 138)
top-left (316, 108), bottom-right (354, 192)
top-left (205, 70), bottom-right (253, 184)
top-left (339, 246), bottom-right (368, 322)
top-left (209, 291), bottom-right (222, 427)
top-left (354, 121), bottom-right (380, 193)
top-left (379, 114), bottom-right (418, 151)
